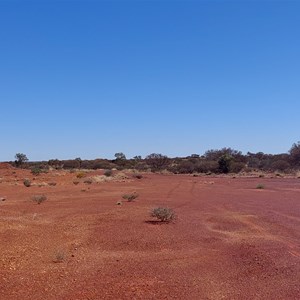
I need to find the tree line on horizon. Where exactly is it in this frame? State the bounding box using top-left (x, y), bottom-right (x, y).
top-left (10, 141), bottom-right (300, 175)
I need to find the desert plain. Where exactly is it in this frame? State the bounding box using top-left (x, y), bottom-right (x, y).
top-left (0, 163), bottom-right (300, 299)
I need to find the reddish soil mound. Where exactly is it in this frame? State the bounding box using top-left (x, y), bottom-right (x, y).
top-left (0, 162), bottom-right (13, 169)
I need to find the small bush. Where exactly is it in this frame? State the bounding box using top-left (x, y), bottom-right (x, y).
top-left (23, 179), bottom-right (31, 187)
top-left (73, 180), bottom-right (80, 185)
top-left (31, 167), bottom-right (42, 175)
top-left (48, 182), bottom-right (57, 186)
top-left (122, 193), bottom-right (138, 202)
top-left (256, 184), bottom-right (265, 189)
top-left (133, 173), bottom-right (143, 179)
top-left (53, 250), bottom-right (65, 263)
top-left (32, 194), bottom-right (47, 204)
top-left (104, 169), bottom-right (112, 177)
top-left (151, 207), bottom-right (175, 222)
top-left (76, 172), bottom-right (85, 178)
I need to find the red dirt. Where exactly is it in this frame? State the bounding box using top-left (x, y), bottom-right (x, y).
top-left (0, 169), bottom-right (300, 299)
top-left (0, 163), bottom-right (14, 170)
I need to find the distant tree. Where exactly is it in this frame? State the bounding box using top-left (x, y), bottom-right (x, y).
top-left (75, 157), bottom-right (82, 168)
top-left (15, 153), bottom-right (28, 167)
top-left (114, 152), bottom-right (126, 160)
top-left (190, 154), bottom-right (200, 158)
top-left (289, 142), bottom-right (300, 166)
top-left (132, 155), bottom-right (142, 168)
top-left (205, 148), bottom-right (244, 162)
top-left (145, 153), bottom-right (169, 171)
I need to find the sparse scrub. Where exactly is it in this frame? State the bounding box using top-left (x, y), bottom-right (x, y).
top-left (73, 180), bottom-right (80, 185)
top-left (122, 193), bottom-right (138, 202)
top-left (256, 184), bottom-right (265, 189)
top-left (32, 194), bottom-right (47, 204)
top-left (145, 153), bottom-right (169, 171)
top-left (151, 207), bottom-right (175, 222)
top-left (23, 179), bottom-right (31, 187)
top-left (48, 182), bottom-right (57, 186)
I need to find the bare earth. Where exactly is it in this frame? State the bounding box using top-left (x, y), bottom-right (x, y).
top-left (0, 167), bottom-right (300, 299)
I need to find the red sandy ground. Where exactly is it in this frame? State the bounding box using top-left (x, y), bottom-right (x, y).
top-left (0, 167), bottom-right (300, 299)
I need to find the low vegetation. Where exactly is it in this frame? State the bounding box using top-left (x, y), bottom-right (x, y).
top-left (31, 167), bottom-right (48, 175)
top-left (151, 207), bottom-right (176, 222)
top-left (53, 250), bottom-right (65, 263)
top-left (10, 141), bottom-right (300, 176)
top-left (256, 184), bottom-right (265, 189)
top-left (32, 194), bottom-right (47, 204)
top-left (104, 169), bottom-right (112, 177)
top-left (76, 172), bottom-right (85, 178)
top-left (122, 193), bottom-right (138, 202)
top-left (31, 167), bottom-right (42, 175)
top-left (23, 179), bottom-right (31, 187)
top-left (132, 173), bottom-right (143, 179)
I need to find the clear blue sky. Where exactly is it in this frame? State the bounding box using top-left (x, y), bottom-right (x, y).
top-left (1, 0), bottom-right (299, 161)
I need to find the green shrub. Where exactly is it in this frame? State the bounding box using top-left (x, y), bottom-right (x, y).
top-left (31, 167), bottom-right (43, 175)
top-left (151, 207), bottom-right (175, 222)
top-left (218, 154), bottom-right (232, 174)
